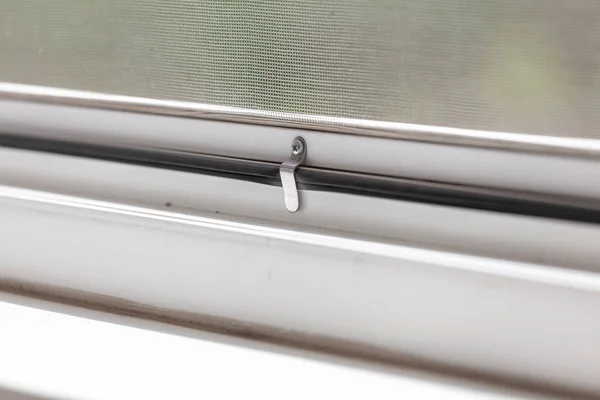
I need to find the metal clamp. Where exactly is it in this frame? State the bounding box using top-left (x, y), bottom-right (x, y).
top-left (279, 137), bottom-right (307, 213)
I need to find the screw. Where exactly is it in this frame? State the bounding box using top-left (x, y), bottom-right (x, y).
top-left (291, 138), bottom-right (304, 155)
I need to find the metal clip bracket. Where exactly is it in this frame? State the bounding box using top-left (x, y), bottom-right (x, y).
top-left (279, 137), bottom-right (307, 213)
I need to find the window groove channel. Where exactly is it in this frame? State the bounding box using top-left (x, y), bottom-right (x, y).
top-left (1, 132), bottom-right (600, 225)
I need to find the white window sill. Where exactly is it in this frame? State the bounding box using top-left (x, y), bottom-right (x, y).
top-left (0, 293), bottom-right (536, 400)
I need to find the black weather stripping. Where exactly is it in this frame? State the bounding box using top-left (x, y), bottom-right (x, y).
top-left (2, 132), bottom-right (600, 225)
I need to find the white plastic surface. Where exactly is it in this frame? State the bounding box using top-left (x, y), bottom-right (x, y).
top-left (1, 106), bottom-right (600, 396)
top-left (0, 295), bottom-right (536, 400)
top-left (0, 184), bottom-right (600, 395)
top-left (1, 100), bottom-right (600, 201)
top-left (1, 147), bottom-right (599, 271)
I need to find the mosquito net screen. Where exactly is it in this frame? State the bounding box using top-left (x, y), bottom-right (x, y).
top-left (1, 0), bottom-right (599, 137)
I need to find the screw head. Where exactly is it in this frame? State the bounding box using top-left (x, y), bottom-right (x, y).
top-left (291, 139), bottom-right (304, 155)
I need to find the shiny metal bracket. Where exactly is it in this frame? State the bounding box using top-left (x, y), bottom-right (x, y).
top-left (279, 137), bottom-right (307, 213)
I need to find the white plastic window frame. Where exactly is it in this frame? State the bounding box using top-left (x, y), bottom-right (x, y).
top-left (1, 85), bottom-right (600, 398)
